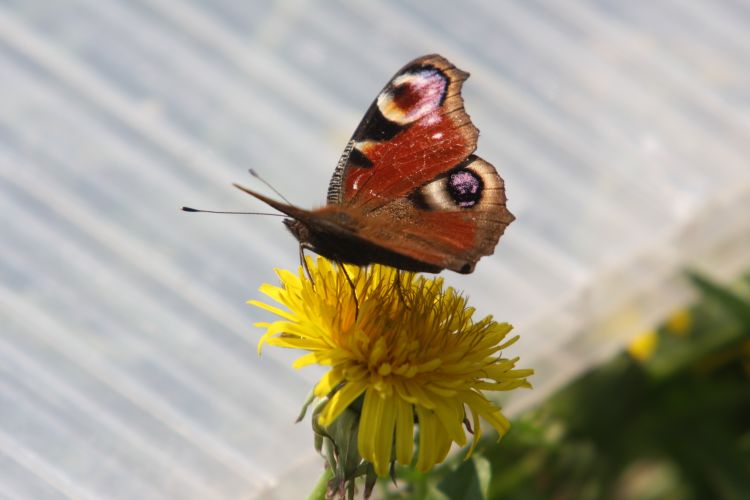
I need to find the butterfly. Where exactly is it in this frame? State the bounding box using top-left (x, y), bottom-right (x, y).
top-left (234, 54), bottom-right (514, 274)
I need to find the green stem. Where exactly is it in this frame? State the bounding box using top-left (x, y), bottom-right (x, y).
top-left (307, 467), bottom-right (334, 500)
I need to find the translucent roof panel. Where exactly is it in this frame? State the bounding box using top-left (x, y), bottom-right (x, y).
top-left (1, 1), bottom-right (749, 498)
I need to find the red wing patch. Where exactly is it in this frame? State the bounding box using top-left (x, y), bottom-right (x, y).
top-left (327, 55), bottom-right (479, 211)
top-left (354, 155), bottom-right (513, 273)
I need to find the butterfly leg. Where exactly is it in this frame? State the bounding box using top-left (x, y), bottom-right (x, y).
top-left (394, 270), bottom-right (409, 307)
top-left (299, 244), bottom-right (315, 287)
top-left (340, 264), bottom-right (360, 318)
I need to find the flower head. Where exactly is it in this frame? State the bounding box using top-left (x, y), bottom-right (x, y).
top-left (252, 257), bottom-right (532, 478)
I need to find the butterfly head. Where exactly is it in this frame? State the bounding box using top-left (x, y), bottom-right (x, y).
top-left (283, 217), bottom-right (309, 243)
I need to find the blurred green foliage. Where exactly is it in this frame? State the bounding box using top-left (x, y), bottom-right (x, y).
top-left (383, 272), bottom-right (750, 499)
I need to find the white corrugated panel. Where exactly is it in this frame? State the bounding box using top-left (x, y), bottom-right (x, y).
top-left (1, 0), bottom-right (749, 498)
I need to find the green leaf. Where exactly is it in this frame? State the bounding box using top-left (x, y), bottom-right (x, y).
top-left (688, 272), bottom-right (750, 327)
top-left (437, 455), bottom-right (492, 500)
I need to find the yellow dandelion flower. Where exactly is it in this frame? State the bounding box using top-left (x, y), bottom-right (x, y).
top-left (252, 257), bottom-right (533, 477)
top-left (628, 330), bottom-right (659, 361)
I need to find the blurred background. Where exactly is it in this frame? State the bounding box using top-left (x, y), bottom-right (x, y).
top-left (1, 1), bottom-right (749, 499)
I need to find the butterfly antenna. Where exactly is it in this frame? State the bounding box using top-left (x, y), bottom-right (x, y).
top-left (182, 206), bottom-right (285, 216)
top-left (249, 168), bottom-right (293, 205)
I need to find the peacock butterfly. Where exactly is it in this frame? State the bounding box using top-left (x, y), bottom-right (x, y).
top-left (234, 54), bottom-right (514, 274)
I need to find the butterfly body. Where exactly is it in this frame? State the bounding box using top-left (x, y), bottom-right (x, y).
top-left (285, 217), bottom-right (444, 273)
top-left (236, 55), bottom-right (514, 274)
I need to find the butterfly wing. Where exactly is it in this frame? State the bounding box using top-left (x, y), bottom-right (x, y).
top-left (327, 54), bottom-right (479, 212)
top-left (236, 55), bottom-right (512, 274)
top-left (235, 155), bottom-right (513, 274)
top-left (325, 55), bottom-right (513, 273)
top-left (347, 155), bottom-right (514, 273)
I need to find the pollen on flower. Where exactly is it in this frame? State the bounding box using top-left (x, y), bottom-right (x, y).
top-left (251, 257), bottom-right (533, 478)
